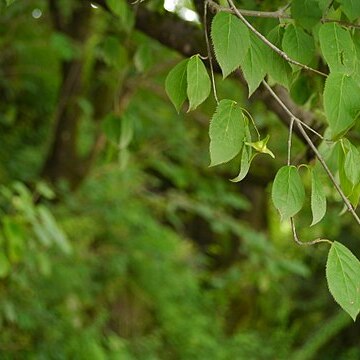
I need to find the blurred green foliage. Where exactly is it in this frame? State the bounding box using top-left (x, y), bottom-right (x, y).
top-left (0, 0), bottom-right (359, 358)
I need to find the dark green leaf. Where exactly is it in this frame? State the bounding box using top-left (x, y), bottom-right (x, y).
top-left (165, 59), bottom-right (188, 113)
top-left (106, 0), bottom-right (134, 31)
top-left (326, 241), bottom-right (360, 321)
top-left (338, 0), bottom-right (360, 21)
top-left (266, 27), bottom-right (292, 88)
top-left (344, 141), bottom-right (360, 186)
top-left (291, 0), bottom-right (322, 30)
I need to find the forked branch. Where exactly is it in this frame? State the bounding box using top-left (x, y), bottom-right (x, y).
top-left (262, 80), bottom-right (360, 227)
top-left (226, 0), bottom-right (327, 77)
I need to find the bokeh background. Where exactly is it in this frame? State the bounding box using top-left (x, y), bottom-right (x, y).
top-left (0, 0), bottom-right (359, 358)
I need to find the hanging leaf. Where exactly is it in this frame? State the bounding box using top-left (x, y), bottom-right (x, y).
top-left (310, 168), bottom-right (327, 226)
top-left (319, 23), bottom-right (356, 75)
top-left (271, 165), bottom-right (305, 221)
top-left (344, 141), bottom-right (360, 186)
top-left (209, 99), bottom-right (245, 167)
top-left (337, 0), bottom-right (360, 21)
top-left (326, 241), bottom-right (360, 321)
top-left (231, 123), bottom-right (254, 181)
top-left (211, 12), bottom-right (250, 78)
top-left (291, 0), bottom-right (322, 30)
top-left (323, 73), bottom-right (360, 138)
top-left (165, 59), bottom-right (188, 113)
top-left (338, 142), bottom-right (360, 207)
top-left (231, 146), bottom-right (256, 182)
top-left (241, 32), bottom-right (269, 96)
top-left (186, 55), bottom-right (211, 111)
top-left (282, 24), bottom-right (315, 66)
top-left (266, 26), bottom-right (292, 89)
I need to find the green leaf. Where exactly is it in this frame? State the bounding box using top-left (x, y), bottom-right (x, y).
top-left (101, 36), bottom-right (128, 70)
top-left (344, 141), bottom-right (360, 186)
top-left (337, 142), bottom-right (358, 206)
top-left (323, 73), bottom-right (360, 138)
top-left (282, 24), bottom-right (315, 66)
top-left (165, 59), bottom-right (188, 113)
top-left (241, 32), bottom-right (269, 96)
top-left (291, 0), bottom-right (322, 30)
top-left (310, 168), bottom-right (327, 226)
top-left (186, 55), bottom-right (211, 111)
top-left (231, 146), bottom-right (255, 182)
top-left (5, 0), bottom-right (15, 5)
top-left (211, 12), bottom-right (250, 78)
top-left (209, 99), bottom-right (245, 166)
top-left (106, 0), bottom-right (134, 31)
top-left (102, 114), bottom-right (121, 144)
top-left (266, 27), bottom-right (292, 88)
top-left (0, 252), bottom-right (9, 278)
top-left (102, 114), bottom-right (133, 148)
top-left (319, 23), bottom-right (356, 74)
top-left (271, 165), bottom-right (305, 221)
top-left (326, 241), bottom-right (360, 321)
top-left (337, 0), bottom-right (360, 21)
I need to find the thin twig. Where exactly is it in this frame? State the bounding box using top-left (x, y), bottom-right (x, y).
top-left (291, 218), bottom-right (333, 246)
top-left (204, 1), bottom-right (219, 104)
top-left (287, 116), bottom-right (294, 166)
top-left (297, 119), bottom-right (325, 140)
top-left (262, 80), bottom-right (360, 226)
top-left (207, 0), bottom-right (360, 30)
top-left (226, 0), bottom-right (327, 77)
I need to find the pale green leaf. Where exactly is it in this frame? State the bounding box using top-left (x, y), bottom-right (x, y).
top-left (266, 27), bottom-right (292, 88)
top-left (187, 55), bottom-right (211, 111)
top-left (165, 59), bottom-right (188, 113)
top-left (291, 0), bottom-right (322, 30)
top-left (282, 24), bottom-right (315, 66)
top-left (271, 165), bottom-right (305, 221)
top-left (310, 168), bottom-right (327, 226)
top-left (323, 73), bottom-right (360, 138)
top-left (209, 99), bottom-right (245, 166)
top-left (319, 23), bottom-right (356, 74)
top-left (344, 141), bottom-right (360, 186)
top-left (242, 32), bottom-right (269, 96)
top-left (211, 12), bottom-right (250, 78)
top-left (119, 115), bottom-right (134, 149)
top-left (338, 0), bottom-right (360, 21)
top-left (326, 241), bottom-right (360, 321)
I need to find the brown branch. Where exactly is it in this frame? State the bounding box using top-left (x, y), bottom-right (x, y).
top-left (227, 0), bottom-right (327, 77)
top-left (91, 0), bottom-right (321, 147)
top-left (262, 80), bottom-right (360, 226)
